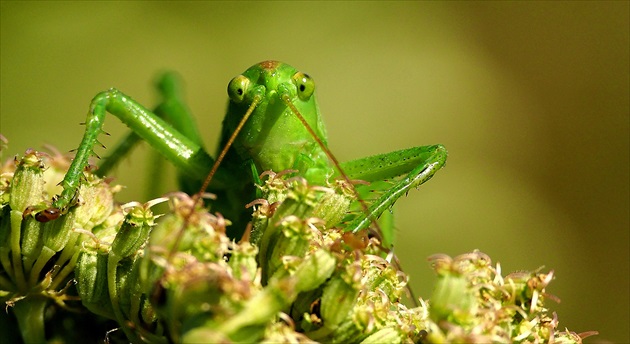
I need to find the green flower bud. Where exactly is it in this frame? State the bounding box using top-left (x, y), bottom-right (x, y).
top-left (430, 274), bottom-right (477, 325)
top-left (162, 261), bottom-right (251, 343)
top-left (272, 188), bottom-right (318, 221)
top-left (9, 150), bottom-right (45, 213)
top-left (320, 265), bottom-right (361, 329)
top-left (212, 278), bottom-right (296, 343)
top-left (115, 254), bottom-right (143, 321)
top-left (260, 171), bottom-right (289, 201)
top-left (292, 249), bottom-right (336, 293)
top-left (264, 216), bottom-right (317, 281)
top-left (311, 188), bottom-right (352, 228)
top-left (111, 204), bottom-right (156, 259)
top-left (75, 249), bottom-right (114, 319)
top-left (41, 208), bottom-right (77, 253)
top-left (74, 174), bottom-right (119, 230)
top-left (0, 170), bottom-right (12, 209)
top-left (361, 255), bottom-right (406, 302)
top-left (19, 217), bottom-right (45, 266)
top-left (228, 241), bottom-right (258, 282)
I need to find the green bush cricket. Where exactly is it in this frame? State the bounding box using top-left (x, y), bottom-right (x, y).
top-left (38, 60), bottom-right (447, 278)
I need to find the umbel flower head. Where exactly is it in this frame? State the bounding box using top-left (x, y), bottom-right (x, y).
top-left (425, 251), bottom-right (598, 343)
top-left (0, 147), bottom-right (123, 343)
top-left (0, 143), bottom-right (594, 343)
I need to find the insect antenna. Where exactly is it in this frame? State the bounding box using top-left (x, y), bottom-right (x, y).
top-left (198, 95), bottom-right (262, 198)
top-left (280, 94), bottom-right (379, 229)
top-left (280, 94), bottom-right (420, 306)
top-left (162, 95), bottom-right (262, 264)
top-left (152, 92), bottom-right (262, 307)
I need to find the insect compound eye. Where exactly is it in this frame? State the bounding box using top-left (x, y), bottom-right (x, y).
top-left (227, 75), bottom-right (251, 103)
top-left (292, 71), bottom-right (315, 101)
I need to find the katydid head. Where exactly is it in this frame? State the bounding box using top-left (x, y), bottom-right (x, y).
top-left (220, 61), bottom-right (331, 184)
top-left (227, 61), bottom-right (315, 104)
top-left (218, 62), bottom-right (387, 248)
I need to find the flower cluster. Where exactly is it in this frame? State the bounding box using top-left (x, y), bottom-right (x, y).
top-left (426, 252), bottom-right (598, 343)
top-left (0, 147), bottom-right (594, 343)
top-left (1, 148), bottom-right (121, 342)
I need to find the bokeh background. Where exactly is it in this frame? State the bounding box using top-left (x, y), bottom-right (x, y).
top-left (1, 2), bottom-right (628, 342)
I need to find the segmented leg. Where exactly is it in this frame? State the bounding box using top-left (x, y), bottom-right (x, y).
top-left (339, 144), bottom-right (447, 245)
top-left (51, 88), bottom-right (218, 213)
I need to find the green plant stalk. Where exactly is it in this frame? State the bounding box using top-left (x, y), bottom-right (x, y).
top-left (10, 210), bottom-right (27, 292)
top-left (49, 249), bottom-right (80, 291)
top-left (107, 253), bottom-right (142, 343)
top-left (11, 296), bottom-right (47, 343)
top-left (27, 247), bottom-right (55, 287)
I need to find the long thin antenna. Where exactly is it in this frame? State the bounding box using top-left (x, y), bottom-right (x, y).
top-left (280, 94), bottom-right (379, 232)
top-left (198, 96), bottom-right (261, 196)
top-left (164, 96), bottom-right (261, 263)
top-left (281, 94), bottom-right (419, 306)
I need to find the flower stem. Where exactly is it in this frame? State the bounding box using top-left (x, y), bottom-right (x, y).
top-left (10, 211), bottom-right (27, 292)
top-left (12, 296), bottom-right (48, 343)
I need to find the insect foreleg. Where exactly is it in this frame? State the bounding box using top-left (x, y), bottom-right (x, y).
top-left (51, 89), bottom-right (217, 214)
top-left (95, 72), bottom-right (203, 179)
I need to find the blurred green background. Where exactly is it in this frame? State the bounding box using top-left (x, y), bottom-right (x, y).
top-left (1, 2), bottom-right (628, 342)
